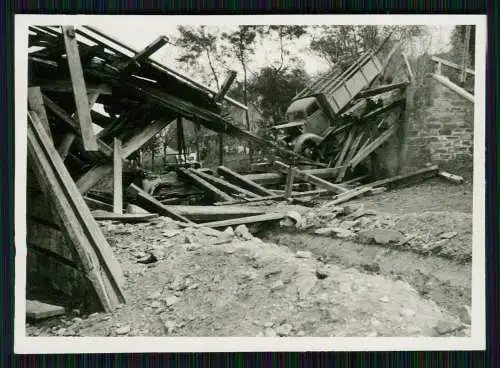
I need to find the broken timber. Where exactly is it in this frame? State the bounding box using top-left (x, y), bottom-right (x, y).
top-left (430, 74), bottom-right (474, 103)
top-left (177, 168), bottom-right (234, 202)
top-left (196, 213), bottom-right (287, 229)
top-left (360, 165), bottom-right (440, 190)
top-left (62, 26), bottom-right (98, 151)
top-left (92, 211), bottom-right (158, 223)
top-left (113, 138), bottom-right (123, 214)
top-left (127, 184), bottom-right (194, 224)
top-left (190, 169), bottom-right (261, 199)
top-left (165, 205), bottom-right (265, 222)
top-left (217, 166), bottom-right (276, 197)
top-left (27, 111), bottom-right (126, 311)
top-left (274, 161), bottom-right (347, 194)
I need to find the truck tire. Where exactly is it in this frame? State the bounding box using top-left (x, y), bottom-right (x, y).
top-left (293, 133), bottom-right (323, 159)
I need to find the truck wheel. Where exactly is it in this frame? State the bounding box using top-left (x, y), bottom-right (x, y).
top-left (293, 134), bottom-right (323, 160)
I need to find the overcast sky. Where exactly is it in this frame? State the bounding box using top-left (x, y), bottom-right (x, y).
top-left (88, 24), bottom-right (454, 87)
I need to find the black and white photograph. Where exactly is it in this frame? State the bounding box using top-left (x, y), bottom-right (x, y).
top-left (15, 15), bottom-right (486, 353)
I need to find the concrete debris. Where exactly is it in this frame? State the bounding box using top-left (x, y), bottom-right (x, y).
top-left (314, 227), bottom-right (334, 236)
top-left (315, 268), bottom-right (330, 279)
top-left (26, 300), bottom-right (65, 321)
top-left (137, 254), bottom-right (158, 264)
top-left (357, 229), bottom-right (405, 245)
top-left (264, 328), bottom-right (277, 337)
top-left (164, 320), bottom-right (177, 334)
top-left (434, 320), bottom-right (463, 335)
top-left (270, 280), bottom-right (285, 291)
top-left (345, 208), bottom-right (377, 221)
top-left (440, 231), bottom-right (458, 239)
top-left (115, 325), bottom-right (131, 335)
top-left (147, 291), bottom-right (162, 300)
top-left (235, 224), bottom-right (253, 240)
top-left (275, 323), bottom-right (293, 336)
top-left (295, 250), bottom-right (312, 259)
top-left (457, 305), bottom-right (471, 325)
top-left (165, 296), bottom-right (180, 307)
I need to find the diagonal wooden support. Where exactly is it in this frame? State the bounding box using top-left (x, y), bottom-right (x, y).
top-left (113, 138), bottom-right (123, 215)
top-left (177, 168), bottom-right (234, 202)
top-left (274, 161), bottom-right (348, 194)
top-left (28, 87), bottom-right (52, 140)
top-left (58, 91), bottom-right (102, 160)
top-left (27, 111), bottom-right (126, 312)
top-left (217, 166), bottom-right (276, 197)
top-left (213, 70), bottom-right (237, 103)
top-left (190, 169), bottom-right (261, 199)
top-left (62, 25), bottom-right (98, 151)
top-left (76, 118), bottom-right (174, 194)
top-left (117, 36), bottom-right (169, 72)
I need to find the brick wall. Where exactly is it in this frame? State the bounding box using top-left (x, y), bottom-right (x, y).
top-left (404, 75), bottom-right (474, 174)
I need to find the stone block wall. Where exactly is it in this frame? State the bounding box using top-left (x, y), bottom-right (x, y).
top-left (404, 75), bottom-right (474, 174)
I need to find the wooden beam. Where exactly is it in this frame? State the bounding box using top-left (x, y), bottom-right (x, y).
top-left (359, 165), bottom-right (439, 190)
top-left (76, 165), bottom-right (113, 194)
top-left (118, 36), bottom-right (169, 71)
top-left (217, 166), bottom-right (276, 197)
top-left (323, 186), bottom-right (374, 206)
top-left (42, 94), bottom-right (113, 157)
top-left (121, 118), bottom-right (174, 158)
top-left (214, 195), bottom-right (284, 206)
top-left (402, 53), bottom-right (415, 84)
top-left (430, 74), bottom-right (475, 103)
top-left (243, 166), bottom-right (346, 186)
top-left (431, 55), bottom-right (475, 76)
top-left (27, 87), bottom-right (52, 138)
top-left (195, 212), bottom-right (287, 229)
top-left (164, 205), bottom-right (264, 222)
top-left (27, 111), bottom-right (126, 312)
top-left (126, 184), bottom-right (194, 224)
top-left (191, 169), bottom-right (261, 199)
top-left (177, 168), bottom-right (234, 202)
top-left (218, 132), bottom-right (224, 166)
top-left (274, 161), bottom-right (348, 194)
top-left (113, 138), bottom-right (123, 215)
top-left (92, 212), bottom-right (158, 223)
top-left (284, 164), bottom-right (295, 198)
top-left (357, 82), bottom-right (409, 99)
top-left (62, 25), bottom-right (98, 151)
top-left (85, 196), bottom-right (114, 212)
top-left (38, 79), bottom-right (112, 94)
top-left (438, 170), bottom-right (464, 184)
top-left (213, 70), bottom-right (237, 103)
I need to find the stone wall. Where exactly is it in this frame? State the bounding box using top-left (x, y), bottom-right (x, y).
top-left (404, 75), bottom-right (474, 175)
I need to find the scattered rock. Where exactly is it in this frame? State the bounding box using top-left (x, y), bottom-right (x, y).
top-left (264, 328), bottom-right (276, 337)
top-left (434, 320), bottom-right (463, 335)
top-left (147, 291), bottom-right (162, 300)
top-left (256, 332), bottom-right (264, 337)
top-left (115, 325), bottom-right (131, 335)
top-left (345, 208), bottom-right (377, 221)
top-left (275, 323), bottom-right (293, 336)
top-left (264, 322), bottom-right (274, 328)
top-left (235, 224), bottom-right (253, 240)
top-left (165, 296), bottom-right (180, 307)
top-left (357, 229), bottom-right (405, 245)
top-left (151, 301), bottom-right (162, 309)
top-left (361, 263), bottom-right (380, 273)
top-left (223, 227), bottom-right (234, 237)
top-left (457, 305), bottom-right (471, 325)
top-left (199, 227), bottom-right (221, 237)
top-left (295, 250), bottom-right (312, 259)
top-left (342, 204), bottom-right (364, 216)
top-left (214, 229), bottom-right (234, 244)
top-left (400, 308), bottom-right (416, 317)
top-left (366, 331), bottom-right (378, 337)
top-left (296, 330), bottom-right (306, 336)
top-left (137, 254), bottom-right (158, 264)
top-left (286, 211), bottom-right (302, 225)
top-left (339, 282), bottom-right (352, 293)
top-left (314, 227), bottom-right (334, 236)
top-left (280, 217), bottom-right (296, 228)
top-left (339, 220), bottom-right (360, 230)
top-left (335, 229), bottom-right (356, 238)
top-left (162, 229), bottom-right (181, 238)
top-left (164, 320), bottom-right (176, 334)
top-left (270, 280), bottom-right (285, 291)
top-left (72, 317), bottom-right (83, 323)
top-left (316, 268), bottom-right (330, 279)
top-left (440, 231), bottom-right (458, 239)
top-left (379, 296), bottom-right (390, 303)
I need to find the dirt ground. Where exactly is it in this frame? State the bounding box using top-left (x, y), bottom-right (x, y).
top-left (26, 177), bottom-right (473, 338)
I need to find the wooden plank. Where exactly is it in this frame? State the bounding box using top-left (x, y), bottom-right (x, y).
top-left (274, 161), bottom-right (348, 194)
top-left (113, 138), bottom-right (123, 215)
top-left (191, 169), bottom-right (261, 199)
top-left (359, 165), bottom-right (439, 190)
top-left (177, 168), bottom-right (234, 202)
top-left (438, 170), bottom-right (464, 184)
top-left (195, 212), bottom-right (286, 229)
top-left (335, 128), bottom-right (355, 167)
top-left (243, 166), bottom-right (346, 186)
top-left (336, 130), bottom-right (365, 182)
top-left (218, 132), bottom-right (224, 166)
top-left (117, 36), bottom-right (169, 71)
top-left (26, 300), bottom-right (65, 320)
top-left (350, 110), bottom-right (402, 169)
top-left (323, 186), bottom-right (374, 206)
top-left (284, 164), bottom-right (295, 198)
top-left (92, 211), bottom-right (158, 223)
top-left (121, 118), bottom-right (174, 158)
top-left (213, 70), bottom-right (237, 103)
top-left (164, 205), bottom-right (265, 222)
top-left (43, 94), bottom-right (113, 157)
top-left (27, 112), bottom-right (126, 312)
top-left (85, 196), bottom-right (114, 212)
top-left (62, 25), bottom-right (98, 151)
top-left (214, 195), bottom-right (284, 206)
top-left (402, 53), bottom-right (415, 84)
top-left (217, 166), bottom-right (276, 197)
top-left (431, 55), bottom-right (475, 76)
top-left (430, 73), bottom-right (474, 103)
top-left (76, 165), bottom-right (113, 194)
top-left (37, 79), bottom-right (112, 94)
top-left (27, 87), bottom-right (52, 138)
top-left (57, 133), bottom-right (77, 160)
top-left (357, 82), bottom-right (409, 99)
top-left (126, 184), bottom-right (194, 224)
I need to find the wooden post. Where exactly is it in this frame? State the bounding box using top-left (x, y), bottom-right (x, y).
top-left (218, 132), bottom-right (224, 166)
top-left (460, 25), bottom-right (472, 84)
top-left (194, 120), bottom-right (200, 162)
top-left (402, 53), bottom-right (415, 84)
top-left (62, 26), bottom-right (98, 151)
top-left (28, 87), bottom-right (52, 139)
top-left (284, 163), bottom-right (295, 199)
top-left (113, 138), bottom-right (123, 215)
top-left (213, 70), bottom-right (237, 103)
